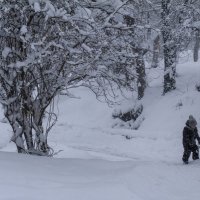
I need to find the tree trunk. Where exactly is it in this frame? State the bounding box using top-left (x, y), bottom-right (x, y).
top-left (136, 55), bottom-right (146, 100)
top-left (132, 47), bottom-right (147, 100)
top-left (5, 106), bottom-right (25, 153)
top-left (24, 125), bottom-right (34, 151)
top-left (163, 41), bottom-right (176, 94)
top-left (4, 99), bottom-right (47, 154)
top-left (151, 35), bottom-right (160, 68)
top-left (194, 29), bottom-right (200, 62)
top-left (161, 0), bottom-right (176, 94)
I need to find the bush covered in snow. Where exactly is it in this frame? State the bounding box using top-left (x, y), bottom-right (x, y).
top-left (112, 104), bottom-right (144, 130)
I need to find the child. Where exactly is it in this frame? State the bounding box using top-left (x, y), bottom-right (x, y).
top-left (182, 115), bottom-right (200, 164)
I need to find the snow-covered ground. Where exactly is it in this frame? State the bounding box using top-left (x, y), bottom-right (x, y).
top-left (0, 152), bottom-right (200, 200)
top-left (0, 58), bottom-right (200, 199)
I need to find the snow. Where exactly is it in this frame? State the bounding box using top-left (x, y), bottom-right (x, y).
top-left (81, 43), bottom-right (92, 53)
top-left (2, 47), bottom-right (11, 58)
top-left (0, 152), bottom-right (200, 200)
top-left (20, 25), bottom-right (28, 35)
top-left (1, 57), bottom-right (200, 199)
top-left (34, 2), bottom-right (40, 12)
top-left (77, 7), bottom-right (92, 19)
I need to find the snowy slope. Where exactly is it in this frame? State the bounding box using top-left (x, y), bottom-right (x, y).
top-left (0, 152), bottom-right (200, 200)
top-left (0, 58), bottom-right (200, 199)
top-left (46, 60), bottom-right (200, 163)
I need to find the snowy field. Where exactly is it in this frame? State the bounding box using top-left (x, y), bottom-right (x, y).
top-left (1, 59), bottom-right (200, 199)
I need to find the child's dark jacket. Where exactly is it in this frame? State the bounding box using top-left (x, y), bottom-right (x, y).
top-left (183, 120), bottom-right (200, 148)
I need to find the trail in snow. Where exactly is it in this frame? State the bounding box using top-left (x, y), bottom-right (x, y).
top-left (0, 152), bottom-right (200, 200)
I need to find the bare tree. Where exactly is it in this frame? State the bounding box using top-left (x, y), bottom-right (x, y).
top-left (84, 0), bottom-right (151, 100)
top-left (0, 0), bottom-right (138, 155)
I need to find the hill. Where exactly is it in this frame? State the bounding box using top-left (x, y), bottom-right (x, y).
top-left (0, 58), bottom-right (200, 200)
